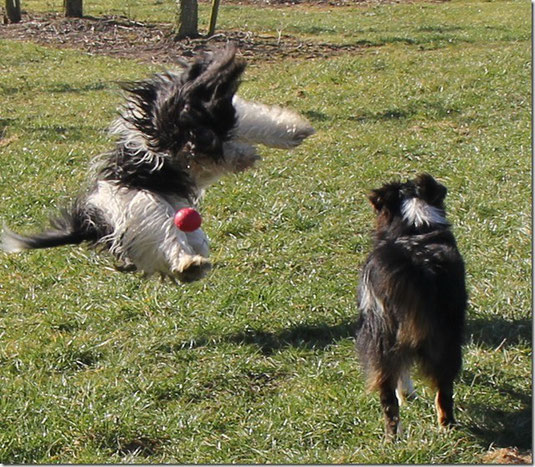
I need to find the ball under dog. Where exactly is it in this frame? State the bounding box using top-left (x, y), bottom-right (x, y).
top-left (174, 208), bottom-right (202, 232)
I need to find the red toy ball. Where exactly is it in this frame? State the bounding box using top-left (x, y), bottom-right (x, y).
top-left (174, 208), bottom-right (202, 232)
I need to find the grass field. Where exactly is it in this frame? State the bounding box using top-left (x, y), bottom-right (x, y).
top-left (0, 0), bottom-right (531, 463)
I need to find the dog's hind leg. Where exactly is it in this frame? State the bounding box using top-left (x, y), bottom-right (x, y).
top-left (379, 377), bottom-right (401, 438)
top-left (426, 344), bottom-right (461, 428)
top-left (435, 380), bottom-right (456, 428)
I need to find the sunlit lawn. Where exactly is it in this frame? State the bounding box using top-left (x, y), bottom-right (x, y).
top-left (0, 0), bottom-right (531, 462)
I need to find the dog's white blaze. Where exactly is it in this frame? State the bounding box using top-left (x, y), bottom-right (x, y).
top-left (401, 198), bottom-right (447, 228)
top-left (86, 181), bottom-right (209, 276)
top-left (232, 96), bottom-right (315, 149)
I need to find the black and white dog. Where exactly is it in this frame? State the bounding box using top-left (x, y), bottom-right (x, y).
top-left (1, 46), bottom-right (314, 282)
top-left (355, 173), bottom-right (467, 437)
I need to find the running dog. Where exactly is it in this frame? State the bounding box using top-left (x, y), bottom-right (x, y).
top-left (1, 45), bottom-right (314, 282)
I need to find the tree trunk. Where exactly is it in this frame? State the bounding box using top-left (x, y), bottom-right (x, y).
top-left (64, 0), bottom-right (83, 18)
top-left (176, 0), bottom-right (198, 39)
top-left (207, 0), bottom-right (220, 37)
top-left (5, 0), bottom-right (21, 23)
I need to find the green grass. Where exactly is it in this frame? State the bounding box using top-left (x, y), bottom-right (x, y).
top-left (0, 0), bottom-right (531, 463)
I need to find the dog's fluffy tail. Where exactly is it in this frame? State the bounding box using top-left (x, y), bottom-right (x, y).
top-left (1, 205), bottom-right (99, 253)
top-left (2, 226), bottom-right (83, 252)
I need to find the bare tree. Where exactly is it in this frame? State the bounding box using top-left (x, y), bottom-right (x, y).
top-left (5, 0), bottom-right (21, 23)
top-left (176, 0), bottom-right (198, 39)
top-left (64, 0), bottom-right (82, 17)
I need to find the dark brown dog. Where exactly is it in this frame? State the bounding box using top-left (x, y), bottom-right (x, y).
top-left (356, 173), bottom-right (467, 437)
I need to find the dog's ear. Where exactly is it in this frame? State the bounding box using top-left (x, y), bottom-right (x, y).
top-left (368, 182), bottom-right (403, 211)
top-left (368, 189), bottom-right (384, 212)
top-left (123, 45), bottom-right (246, 157)
top-left (415, 173), bottom-right (447, 206)
top-left (368, 183), bottom-right (403, 214)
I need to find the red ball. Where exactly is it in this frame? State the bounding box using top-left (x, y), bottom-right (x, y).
top-left (174, 208), bottom-right (202, 232)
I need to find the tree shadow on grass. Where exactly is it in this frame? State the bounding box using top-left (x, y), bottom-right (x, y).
top-left (160, 319), bottom-right (358, 356)
top-left (466, 316), bottom-right (531, 349)
top-left (46, 81), bottom-right (111, 94)
top-left (302, 110), bottom-right (329, 123)
top-left (157, 314), bottom-right (531, 450)
top-left (461, 315), bottom-right (532, 450)
top-left (349, 100), bottom-right (460, 123)
top-left (226, 319), bottom-right (358, 355)
top-left (25, 124), bottom-right (106, 143)
top-left (461, 370), bottom-right (532, 450)
top-left (0, 118), bottom-right (16, 136)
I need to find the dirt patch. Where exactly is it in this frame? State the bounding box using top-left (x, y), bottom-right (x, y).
top-left (482, 448), bottom-right (533, 465)
top-left (0, 11), bottom-right (373, 64)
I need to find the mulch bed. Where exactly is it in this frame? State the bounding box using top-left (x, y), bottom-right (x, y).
top-left (0, 11), bottom-right (371, 63)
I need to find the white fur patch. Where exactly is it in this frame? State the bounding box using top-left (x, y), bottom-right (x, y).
top-left (401, 198), bottom-right (448, 228)
top-left (359, 269), bottom-right (386, 318)
top-left (232, 96), bottom-right (315, 149)
top-left (86, 181), bottom-right (209, 277)
top-left (0, 226), bottom-right (26, 253)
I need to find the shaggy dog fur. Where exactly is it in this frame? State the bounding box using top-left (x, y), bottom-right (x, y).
top-left (1, 45), bottom-right (314, 282)
top-left (355, 173), bottom-right (467, 437)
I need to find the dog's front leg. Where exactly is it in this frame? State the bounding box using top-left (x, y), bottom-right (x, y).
top-left (171, 227), bottom-right (212, 282)
top-left (232, 96), bottom-right (315, 149)
top-left (152, 223), bottom-right (211, 283)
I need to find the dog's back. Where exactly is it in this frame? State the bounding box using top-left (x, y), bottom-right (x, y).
top-left (356, 173), bottom-right (467, 436)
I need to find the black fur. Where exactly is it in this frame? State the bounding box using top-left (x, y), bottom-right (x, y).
top-left (97, 145), bottom-right (194, 199)
top-left (355, 173), bottom-right (467, 437)
top-left (121, 46), bottom-right (245, 157)
top-left (5, 200), bottom-right (111, 251)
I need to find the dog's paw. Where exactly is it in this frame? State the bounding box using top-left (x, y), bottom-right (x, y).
top-left (114, 259), bottom-right (137, 272)
top-left (438, 416), bottom-right (457, 430)
top-left (172, 255), bottom-right (212, 283)
top-left (283, 126), bottom-right (315, 148)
